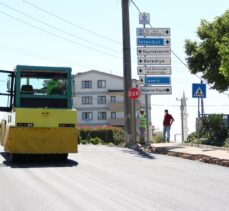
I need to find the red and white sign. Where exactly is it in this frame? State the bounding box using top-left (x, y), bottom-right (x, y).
top-left (128, 88), bottom-right (140, 100)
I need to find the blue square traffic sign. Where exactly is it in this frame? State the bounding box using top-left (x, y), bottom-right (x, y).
top-left (192, 83), bottom-right (206, 98)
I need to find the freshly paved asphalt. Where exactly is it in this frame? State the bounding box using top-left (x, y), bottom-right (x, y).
top-left (0, 145), bottom-right (228, 211)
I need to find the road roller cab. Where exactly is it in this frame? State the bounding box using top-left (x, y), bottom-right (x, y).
top-left (0, 65), bottom-right (78, 161)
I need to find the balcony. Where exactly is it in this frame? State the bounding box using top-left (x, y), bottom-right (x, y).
top-left (107, 90), bottom-right (124, 95)
top-left (108, 102), bottom-right (124, 111)
top-left (108, 118), bottom-right (125, 126)
top-left (108, 101), bottom-right (141, 112)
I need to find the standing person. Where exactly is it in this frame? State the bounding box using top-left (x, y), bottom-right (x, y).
top-left (47, 76), bottom-right (65, 95)
top-left (163, 109), bottom-right (174, 142)
top-left (139, 109), bottom-right (147, 145)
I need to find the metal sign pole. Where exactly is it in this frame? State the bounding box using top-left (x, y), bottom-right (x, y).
top-left (132, 99), bottom-right (136, 145)
top-left (145, 94), bottom-right (150, 145)
top-left (142, 21), bottom-right (150, 146)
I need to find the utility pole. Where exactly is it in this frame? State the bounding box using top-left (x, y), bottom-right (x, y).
top-left (177, 97), bottom-right (184, 142)
top-left (181, 99), bottom-right (184, 142)
top-left (121, 0), bottom-right (136, 147)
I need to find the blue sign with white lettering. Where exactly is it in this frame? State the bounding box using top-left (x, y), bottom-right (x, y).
top-left (143, 76), bottom-right (171, 85)
top-left (192, 83), bottom-right (206, 98)
top-left (137, 38), bottom-right (165, 46)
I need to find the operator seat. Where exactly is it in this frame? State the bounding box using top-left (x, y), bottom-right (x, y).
top-left (21, 85), bottom-right (34, 94)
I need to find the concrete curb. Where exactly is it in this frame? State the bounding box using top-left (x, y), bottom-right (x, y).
top-left (181, 143), bottom-right (229, 151)
top-left (143, 146), bottom-right (229, 167)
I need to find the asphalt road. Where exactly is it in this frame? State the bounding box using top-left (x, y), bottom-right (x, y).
top-left (0, 145), bottom-right (229, 211)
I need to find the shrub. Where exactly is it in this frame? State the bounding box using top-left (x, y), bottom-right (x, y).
top-left (185, 132), bottom-right (198, 143)
top-left (86, 133), bottom-right (91, 142)
top-left (78, 126), bottom-right (125, 145)
top-left (81, 139), bottom-right (87, 145)
top-left (113, 129), bottom-right (125, 145)
top-left (186, 114), bottom-right (228, 146)
top-left (90, 137), bottom-right (101, 145)
top-left (199, 137), bottom-right (209, 145)
top-left (224, 138), bottom-right (229, 148)
top-left (199, 114), bottom-right (228, 146)
top-left (155, 132), bottom-right (163, 143)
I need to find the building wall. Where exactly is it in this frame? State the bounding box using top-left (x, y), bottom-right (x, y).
top-left (73, 70), bottom-right (151, 133)
top-left (74, 71), bottom-right (123, 92)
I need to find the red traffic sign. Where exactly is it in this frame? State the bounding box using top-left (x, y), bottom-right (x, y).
top-left (128, 88), bottom-right (140, 100)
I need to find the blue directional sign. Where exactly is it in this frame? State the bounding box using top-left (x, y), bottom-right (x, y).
top-left (137, 38), bottom-right (170, 46)
top-left (192, 83), bottom-right (206, 98)
top-left (141, 76), bottom-right (171, 85)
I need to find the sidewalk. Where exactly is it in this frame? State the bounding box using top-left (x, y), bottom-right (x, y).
top-left (143, 143), bottom-right (229, 167)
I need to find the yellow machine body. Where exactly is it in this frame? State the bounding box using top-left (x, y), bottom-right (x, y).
top-left (1, 108), bottom-right (78, 154)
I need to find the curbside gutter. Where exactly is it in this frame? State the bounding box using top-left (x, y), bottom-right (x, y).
top-left (181, 143), bottom-right (229, 151)
top-left (141, 145), bottom-right (229, 167)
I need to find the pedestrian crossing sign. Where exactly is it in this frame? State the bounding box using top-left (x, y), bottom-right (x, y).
top-left (192, 83), bottom-right (206, 98)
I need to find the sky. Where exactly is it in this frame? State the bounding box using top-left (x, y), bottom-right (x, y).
top-left (0, 0), bottom-right (228, 140)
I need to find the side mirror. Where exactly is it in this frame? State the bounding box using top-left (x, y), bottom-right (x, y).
top-left (7, 78), bottom-right (11, 91)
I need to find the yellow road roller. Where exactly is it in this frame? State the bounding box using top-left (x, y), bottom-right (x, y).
top-left (0, 65), bottom-right (78, 161)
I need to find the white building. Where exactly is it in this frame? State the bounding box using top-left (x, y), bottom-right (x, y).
top-left (73, 70), bottom-right (151, 130)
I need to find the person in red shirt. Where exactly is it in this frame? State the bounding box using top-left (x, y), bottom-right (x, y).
top-left (163, 109), bottom-right (174, 142)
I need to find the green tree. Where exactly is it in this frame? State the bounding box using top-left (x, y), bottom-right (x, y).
top-left (199, 114), bottom-right (228, 146)
top-left (185, 10), bottom-right (229, 92)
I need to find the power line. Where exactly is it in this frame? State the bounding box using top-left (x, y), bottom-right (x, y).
top-left (1, 41), bottom-right (188, 81)
top-left (0, 10), bottom-right (122, 59)
top-left (151, 104), bottom-right (229, 107)
top-left (171, 50), bottom-right (201, 80)
top-left (1, 0), bottom-right (228, 96)
top-left (0, 2), bottom-right (122, 55)
top-left (0, 42), bottom-right (116, 71)
top-left (130, 0), bottom-right (142, 13)
top-left (21, 0), bottom-right (137, 60)
top-left (21, 0), bottom-right (122, 45)
top-left (0, 2), bottom-right (138, 62)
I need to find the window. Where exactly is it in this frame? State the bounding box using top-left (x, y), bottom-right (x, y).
top-left (82, 80), bottom-right (92, 88)
top-left (97, 96), bottom-right (106, 104)
top-left (97, 80), bottom-right (106, 88)
top-left (111, 96), bottom-right (116, 103)
top-left (111, 112), bottom-right (116, 119)
top-left (20, 72), bottom-right (68, 96)
top-left (19, 71), bottom-right (69, 108)
top-left (98, 112), bottom-right (106, 120)
top-left (82, 112), bottom-right (93, 120)
top-left (82, 96), bottom-right (92, 105)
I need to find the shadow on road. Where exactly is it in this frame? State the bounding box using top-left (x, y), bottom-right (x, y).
top-left (0, 152), bottom-right (79, 168)
top-left (122, 148), bottom-right (155, 159)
